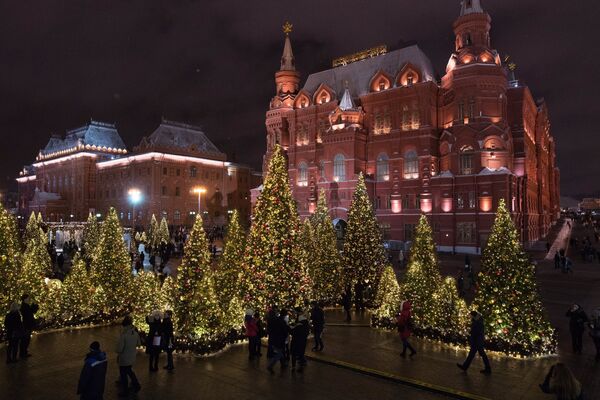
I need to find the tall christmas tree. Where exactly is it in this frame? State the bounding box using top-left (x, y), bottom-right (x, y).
top-left (159, 217), bottom-right (170, 245)
top-left (216, 210), bottom-right (246, 307)
top-left (242, 145), bottom-right (310, 312)
top-left (309, 192), bottom-right (342, 305)
top-left (372, 265), bottom-right (403, 326)
top-left (131, 271), bottom-right (163, 331)
top-left (82, 213), bottom-right (101, 263)
top-left (0, 205), bottom-right (21, 318)
top-left (20, 225), bottom-right (50, 307)
top-left (342, 173), bottom-right (386, 303)
top-left (474, 199), bottom-right (556, 356)
top-left (402, 215), bottom-right (443, 330)
top-left (91, 207), bottom-right (133, 314)
top-left (148, 214), bottom-right (159, 250)
top-left (61, 256), bottom-right (94, 321)
top-left (24, 211), bottom-right (40, 245)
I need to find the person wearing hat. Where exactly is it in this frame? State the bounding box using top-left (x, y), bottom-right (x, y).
top-left (457, 310), bottom-right (491, 374)
top-left (244, 309), bottom-right (259, 360)
top-left (290, 314), bottom-right (310, 372)
top-left (77, 341), bottom-right (108, 400)
top-left (146, 310), bottom-right (163, 372)
top-left (396, 300), bottom-right (416, 358)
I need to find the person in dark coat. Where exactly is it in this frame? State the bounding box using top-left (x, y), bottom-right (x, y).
top-left (4, 302), bottom-right (23, 364)
top-left (244, 309), bottom-right (259, 360)
top-left (254, 312), bottom-right (264, 357)
top-left (20, 294), bottom-right (38, 358)
top-left (161, 310), bottom-right (175, 371)
top-left (145, 311), bottom-right (163, 372)
top-left (310, 302), bottom-right (325, 351)
top-left (354, 282), bottom-right (365, 311)
top-left (397, 301), bottom-right (416, 357)
top-left (566, 304), bottom-right (588, 354)
top-left (290, 315), bottom-right (310, 372)
top-left (266, 311), bottom-right (290, 373)
top-left (77, 341), bottom-right (107, 400)
top-left (342, 287), bottom-right (352, 322)
top-left (457, 311), bottom-right (491, 374)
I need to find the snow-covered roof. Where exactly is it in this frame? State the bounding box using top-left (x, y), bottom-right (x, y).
top-left (478, 166), bottom-right (512, 176)
top-left (143, 120), bottom-right (224, 158)
top-left (41, 121), bottom-right (126, 156)
top-left (302, 45), bottom-right (436, 99)
top-left (432, 170), bottom-right (455, 179)
top-left (339, 88), bottom-right (356, 111)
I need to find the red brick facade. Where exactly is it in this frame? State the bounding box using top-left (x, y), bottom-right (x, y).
top-left (264, 1), bottom-right (560, 252)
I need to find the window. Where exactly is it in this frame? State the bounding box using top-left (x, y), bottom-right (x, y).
top-left (333, 154), bottom-right (346, 182)
top-left (163, 167), bottom-right (167, 175)
top-left (404, 224), bottom-right (416, 241)
top-left (457, 222), bottom-right (476, 243)
top-left (407, 73), bottom-right (414, 86)
top-left (176, 169), bottom-right (181, 177)
top-left (457, 193), bottom-right (465, 209)
top-left (460, 149), bottom-right (474, 175)
top-left (402, 105), bottom-right (410, 131)
top-left (175, 187), bottom-right (180, 196)
top-left (174, 210), bottom-right (181, 221)
top-left (468, 99), bottom-right (475, 119)
top-left (318, 160), bottom-right (326, 180)
top-left (297, 162), bottom-right (308, 186)
top-left (402, 194), bottom-right (410, 210)
top-left (458, 102), bottom-right (465, 121)
top-left (376, 153), bottom-right (389, 181)
top-left (383, 108), bottom-right (392, 134)
top-left (379, 80), bottom-right (386, 91)
top-left (468, 191), bottom-right (476, 209)
top-left (403, 150), bottom-right (419, 179)
top-left (161, 186), bottom-right (167, 196)
top-left (190, 166), bottom-right (197, 178)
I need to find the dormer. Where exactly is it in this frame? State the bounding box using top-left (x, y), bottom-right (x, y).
top-left (369, 70), bottom-right (393, 92)
top-left (294, 90), bottom-right (312, 109)
top-left (313, 84), bottom-right (335, 105)
top-left (396, 63), bottom-right (421, 87)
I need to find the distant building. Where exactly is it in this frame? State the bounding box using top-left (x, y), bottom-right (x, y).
top-left (579, 198), bottom-right (600, 212)
top-left (17, 119), bottom-right (257, 226)
top-left (261, 0), bottom-right (560, 252)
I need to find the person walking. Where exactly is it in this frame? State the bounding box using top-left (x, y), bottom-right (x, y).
top-left (244, 309), bottom-right (259, 360)
top-left (116, 316), bottom-right (141, 396)
top-left (342, 287), bottom-right (352, 323)
top-left (266, 310), bottom-right (289, 373)
top-left (77, 341), bottom-right (108, 400)
top-left (254, 311), bottom-right (264, 357)
top-left (397, 301), bottom-right (416, 357)
top-left (162, 310), bottom-right (175, 371)
top-left (539, 363), bottom-right (584, 400)
top-left (310, 302), bottom-right (325, 352)
top-left (457, 311), bottom-right (491, 374)
top-left (20, 294), bottom-right (38, 359)
top-left (566, 304), bottom-right (588, 354)
top-left (145, 310), bottom-right (163, 372)
top-left (4, 302), bottom-right (23, 364)
top-left (290, 314), bottom-right (310, 372)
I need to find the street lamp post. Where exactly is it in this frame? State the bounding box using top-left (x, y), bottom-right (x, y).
top-left (192, 187), bottom-right (207, 215)
top-left (128, 188), bottom-right (142, 250)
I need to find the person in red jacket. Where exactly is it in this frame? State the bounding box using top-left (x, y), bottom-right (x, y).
top-left (397, 301), bottom-right (416, 357)
top-left (244, 309), bottom-right (259, 360)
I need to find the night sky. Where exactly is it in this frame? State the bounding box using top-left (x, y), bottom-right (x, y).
top-left (1, 1), bottom-right (598, 197)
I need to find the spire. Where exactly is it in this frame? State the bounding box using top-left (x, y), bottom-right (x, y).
top-left (280, 21), bottom-right (295, 71)
top-left (460, 0), bottom-right (484, 16)
top-left (339, 84), bottom-right (356, 111)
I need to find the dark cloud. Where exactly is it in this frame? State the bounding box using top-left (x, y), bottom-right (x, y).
top-left (0, 0), bottom-right (598, 196)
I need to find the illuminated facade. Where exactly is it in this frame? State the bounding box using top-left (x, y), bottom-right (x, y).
top-left (263, 1), bottom-right (560, 251)
top-left (17, 120), bottom-right (256, 226)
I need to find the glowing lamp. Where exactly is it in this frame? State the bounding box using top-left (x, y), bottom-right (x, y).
top-left (128, 188), bottom-right (142, 205)
top-left (391, 199), bottom-right (401, 214)
top-left (441, 198), bottom-right (453, 213)
top-left (420, 198), bottom-right (432, 213)
top-left (480, 196), bottom-right (493, 212)
top-left (308, 201), bottom-right (316, 214)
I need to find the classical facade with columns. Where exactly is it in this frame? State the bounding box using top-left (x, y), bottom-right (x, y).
top-left (263, 1), bottom-right (560, 252)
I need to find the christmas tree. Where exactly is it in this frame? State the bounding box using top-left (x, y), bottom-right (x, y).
top-left (148, 214), bottom-right (159, 250)
top-left (24, 211), bottom-right (40, 244)
top-left (131, 271), bottom-right (163, 331)
top-left (44, 279), bottom-right (63, 322)
top-left (0, 205), bottom-right (21, 318)
top-left (20, 225), bottom-right (50, 308)
top-left (82, 213), bottom-right (101, 263)
top-left (342, 173), bottom-right (386, 303)
top-left (435, 277), bottom-right (470, 342)
top-left (159, 217), bottom-right (170, 245)
top-left (242, 145), bottom-right (310, 312)
top-left (91, 207), bottom-right (133, 314)
top-left (61, 256), bottom-right (94, 320)
top-left (216, 210), bottom-right (246, 307)
top-left (160, 276), bottom-right (177, 313)
top-left (371, 265), bottom-right (403, 326)
top-left (474, 199), bottom-right (556, 356)
top-left (402, 215), bottom-right (443, 330)
top-left (308, 193), bottom-right (342, 305)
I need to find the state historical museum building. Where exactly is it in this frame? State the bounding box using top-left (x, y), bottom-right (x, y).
top-left (264, 0), bottom-right (560, 252)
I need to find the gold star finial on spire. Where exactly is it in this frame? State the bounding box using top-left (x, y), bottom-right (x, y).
top-left (508, 62), bottom-right (517, 71)
top-left (283, 21), bottom-right (293, 36)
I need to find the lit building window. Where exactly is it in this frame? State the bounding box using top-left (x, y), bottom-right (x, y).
top-left (460, 146), bottom-right (474, 175)
top-left (376, 153), bottom-right (389, 181)
top-left (333, 154), bottom-right (346, 182)
top-left (174, 210), bottom-right (181, 221)
top-left (297, 162), bottom-right (308, 186)
top-left (190, 166), bottom-right (197, 178)
top-left (378, 80), bottom-right (386, 91)
top-left (403, 150), bottom-right (419, 180)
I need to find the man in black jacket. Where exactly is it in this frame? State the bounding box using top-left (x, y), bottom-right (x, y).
top-left (20, 294), bottom-right (39, 359)
top-left (310, 302), bottom-right (325, 351)
top-left (77, 341), bottom-right (108, 400)
top-left (4, 302), bottom-right (24, 363)
top-left (457, 311), bottom-right (491, 374)
top-left (266, 311), bottom-right (289, 373)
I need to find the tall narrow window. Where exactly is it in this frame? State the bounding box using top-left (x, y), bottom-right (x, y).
top-left (333, 154), bottom-right (346, 182)
top-left (318, 160), bottom-right (326, 180)
top-left (403, 150), bottom-right (419, 180)
top-left (376, 153), bottom-right (389, 181)
top-left (468, 98), bottom-right (476, 119)
top-left (190, 166), bottom-right (197, 178)
top-left (402, 105), bottom-right (410, 131)
top-left (460, 146), bottom-right (474, 175)
top-left (458, 102), bottom-right (465, 121)
top-left (407, 73), bottom-right (414, 86)
top-left (297, 162), bottom-right (308, 186)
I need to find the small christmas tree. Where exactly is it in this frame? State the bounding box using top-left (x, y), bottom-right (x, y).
top-left (435, 277), bottom-right (470, 342)
top-left (91, 207), bottom-right (133, 314)
top-left (402, 215), bottom-right (443, 330)
top-left (44, 279), bottom-right (63, 322)
top-left (20, 226), bottom-right (50, 307)
top-left (24, 211), bottom-right (40, 244)
top-left (131, 271), bottom-right (163, 331)
top-left (61, 256), bottom-right (94, 320)
top-left (242, 145), bottom-right (310, 312)
top-left (0, 205), bottom-right (21, 318)
top-left (308, 193), bottom-right (342, 305)
top-left (82, 213), bottom-right (101, 263)
top-left (342, 173), bottom-right (386, 303)
top-left (371, 265), bottom-right (403, 327)
top-left (216, 210), bottom-right (246, 306)
top-left (474, 199), bottom-right (556, 356)
top-left (148, 214), bottom-right (159, 250)
top-left (159, 217), bottom-right (170, 245)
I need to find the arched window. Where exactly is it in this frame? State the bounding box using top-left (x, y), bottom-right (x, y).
top-left (407, 73), bottom-right (414, 86)
top-left (333, 154), bottom-right (346, 182)
top-left (403, 150), bottom-right (419, 180)
top-left (376, 153), bottom-right (389, 181)
top-left (460, 145), bottom-right (474, 175)
top-left (297, 162), bottom-right (308, 186)
top-left (318, 160), bottom-right (326, 180)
